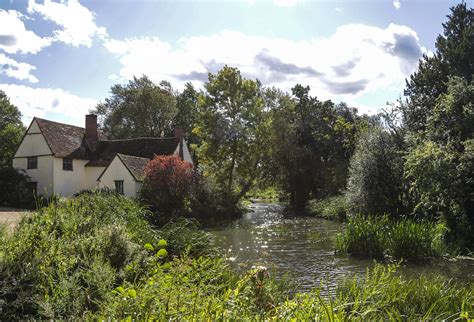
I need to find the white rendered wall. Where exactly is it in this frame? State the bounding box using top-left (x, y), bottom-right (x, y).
top-left (53, 158), bottom-right (89, 196)
top-left (13, 119), bottom-right (54, 195)
top-left (98, 156), bottom-right (139, 198)
top-left (12, 155), bottom-right (54, 195)
top-left (174, 139), bottom-right (194, 165)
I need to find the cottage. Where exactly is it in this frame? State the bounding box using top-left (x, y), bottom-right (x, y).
top-left (12, 114), bottom-right (193, 198)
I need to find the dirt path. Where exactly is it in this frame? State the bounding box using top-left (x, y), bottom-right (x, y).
top-left (0, 207), bottom-right (30, 231)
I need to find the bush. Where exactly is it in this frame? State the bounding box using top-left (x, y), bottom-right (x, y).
top-left (0, 167), bottom-right (35, 209)
top-left (306, 195), bottom-right (347, 221)
top-left (345, 128), bottom-right (405, 217)
top-left (0, 191), bottom-right (156, 319)
top-left (141, 155), bottom-right (194, 217)
top-left (336, 214), bottom-right (447, 260)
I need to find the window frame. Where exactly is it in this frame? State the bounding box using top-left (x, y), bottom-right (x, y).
top-left (27, 156), bottom-right (38, 169)
top-left (114, 180), bottom-right (124, 195)
top-left (63, 158), bottom-right (73, 171)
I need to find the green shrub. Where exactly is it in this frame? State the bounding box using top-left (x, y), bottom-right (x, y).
top-left (0, 167), bottom-right (35, 209)
top-left (336, 214), bottom-right (447, 260)
top-left (307, 195), bottom-right (347, 221)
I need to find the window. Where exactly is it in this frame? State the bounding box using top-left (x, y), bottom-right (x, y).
top-left (27, 156), bottom-right (38, 169)
top-left (28, 182), bottom-right (37, 195)
top-left (63, 158), bottom-right (73, 171)
top-left (114, 180), bottom-right (124, 195)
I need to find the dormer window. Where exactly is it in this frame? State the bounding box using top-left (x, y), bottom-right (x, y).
top-left (63, 158), bottom-right (73, 171)
top-left (27, 156), bottom-right (38, 169)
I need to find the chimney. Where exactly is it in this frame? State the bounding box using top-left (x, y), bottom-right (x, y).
top-left (174, 128), bottom-right (184, 160)
top-left (85, 114), bottom-right (99, 149)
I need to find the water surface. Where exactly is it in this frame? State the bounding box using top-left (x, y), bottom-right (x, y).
top-left (209, 203), bottom-right (474, 291)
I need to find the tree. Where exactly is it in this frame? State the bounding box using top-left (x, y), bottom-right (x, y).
top-left (92, 76), bottom-right (177, 139)
top-left (269, 85), bottom-right (362, 210)
top-left (193, 66), bottom-right (270, 208)
top-left (345, 127), bottom-right (405, 217)
top-left (404, 78), bottom-right (474, 249)
top-left (0, 90), bottom-right (25, 168)
top-left (402, 3), bottom-right (473, 133)
top-left (141, 155), bottom-right (193, 214)
top-left (175, 82), bottom-right (200, 146)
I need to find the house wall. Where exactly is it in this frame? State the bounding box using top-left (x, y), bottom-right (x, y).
top-left (13, 119), bottom-right (54, 195)
top-left (98, 157), bottom-right (139, 198)
top-left (84, 166), bottom-right (106, 190)
top-left (174, 139), bottom-right (194, 165)
top-left (12, 156), bottom-right (54, 195)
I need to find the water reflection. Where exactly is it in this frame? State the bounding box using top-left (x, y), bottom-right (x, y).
top-left (209, 203), bottom-right (474, 291)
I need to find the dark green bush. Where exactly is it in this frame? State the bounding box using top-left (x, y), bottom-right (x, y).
top-left (0, 167), bottom-right (35, 209)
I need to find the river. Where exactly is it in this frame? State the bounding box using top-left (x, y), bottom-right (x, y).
top-left (209, 203), bottom-right (474, 292)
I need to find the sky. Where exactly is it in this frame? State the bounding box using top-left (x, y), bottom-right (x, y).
top-left (0, 0), bottom-right (468, 127)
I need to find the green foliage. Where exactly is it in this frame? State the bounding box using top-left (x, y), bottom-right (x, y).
top-left (402, 3), bottom-right (473, 133)
top-left (345, 127), bottom-right (406, 217)
top-left (269, 86), bottom-right (364, 210)
top-left (307, 195), bottom-right (347, 221)
top-left (0, 167), bottom-right (35, 209)
top-left (276, 263), bottom-right (473, 320)
top-left (193, 66), bottom-right (270, 208)
top-left (0, 90), bottom-right (25, 168)
top-left (175, 82), bottom-right (200, 146)
top-left (336, 214), bottom-right (447, 260)
top-left (404, 77), bottom-right (474, 250)
top-left (92, 76), bottom-right (177, 139)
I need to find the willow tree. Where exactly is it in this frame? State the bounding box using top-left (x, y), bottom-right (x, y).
top-left (193, 67), bottom-right (270, 208)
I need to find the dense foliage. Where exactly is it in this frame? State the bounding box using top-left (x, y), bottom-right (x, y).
top-left (0, 90), bottom-right (25, 168)
top-left (141, 155), bottom-right (194, 216)
top-left (0, 167), bottom-right (35, 209)
top-left (345, 127), bottom-right (405, 217)
top-left (306, 195), bottom-right (347, 221)
top-left (92, 76), bottom-right (177, 139)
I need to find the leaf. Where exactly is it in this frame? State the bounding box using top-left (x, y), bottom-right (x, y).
top-left (157, 239), bottom-right (168, 249)
top-left (128, 289), bottom-right (137, 299)
top-left (144, 243), bottom-right (154, 251)
top-left (156, 248), bottom-right (168, 258)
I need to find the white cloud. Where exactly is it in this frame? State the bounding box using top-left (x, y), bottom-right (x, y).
top-left (393, 0), bottom-right (401, 10)
top-left (273, 0), bottom-right (299, 7)
top-left (0, 53), bottom-right (38, 83)
top-left (104, 24), bottom-right (426, 107)
top-left (0, 9), bottom-right (52, 54)
top-left (28, 0), bottom-right (107, 47)
top-left (0, 83), bottom-right (97, 126)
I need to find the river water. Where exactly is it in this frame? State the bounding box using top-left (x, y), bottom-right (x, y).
top-left (209, 203), bottom-right (474, 292)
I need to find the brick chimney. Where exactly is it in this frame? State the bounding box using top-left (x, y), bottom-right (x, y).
top-left (85, 114), bottom-right (99, 149)
top-left (174, 128), bottom-right (184, 160)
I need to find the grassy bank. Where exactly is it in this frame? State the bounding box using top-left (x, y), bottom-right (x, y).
top-left (1, 192), bottom-right (471, 319)
top-left (307, 195), bottom-right (347, 221)
top-left (336, 214), bottom-right (447, 260)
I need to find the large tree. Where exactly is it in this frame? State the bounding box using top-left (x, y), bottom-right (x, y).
top-left (402, 3), bottom-right (473, 133)
top-left (0, 91), bottom-right (25, 168)
top-left (175, 82), bottom-right (200, 146)
top-left (92, 76), bottom-right (177, 139)
top-left (269, 85), bottom-right (362, 210)
top-left (193, 66), bottom-right (270, 208)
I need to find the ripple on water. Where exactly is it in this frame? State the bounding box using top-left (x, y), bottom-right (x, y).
top-left (209, 203), bottom-right (474, 292)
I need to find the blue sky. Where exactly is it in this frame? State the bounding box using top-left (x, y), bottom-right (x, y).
top-left (0, 0), bottom-right (466, 126)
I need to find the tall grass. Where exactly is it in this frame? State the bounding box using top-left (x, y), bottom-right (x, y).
top-left (307, 195), bottom-right (347, 221)
top-left (336, 214), bottom-right (447, 260)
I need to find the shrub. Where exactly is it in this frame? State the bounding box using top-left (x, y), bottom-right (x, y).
top-left (336, 214), bottom-right (447, 260)
top-left (0, 167), bottom-right (35, 209)
top-left (141, 155), bottom-right (194, 216)
top-left (307, 195), bottom-right (347, 221)
top-left (345, 128), bottom-right (405, 217)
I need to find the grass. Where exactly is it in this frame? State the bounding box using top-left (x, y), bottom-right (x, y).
top-left (307, 195), bottom-right (347, 221)
top-left (1, 191), bottom-right (470, 320)
top-left (335, 214), bottom-right (447, 260)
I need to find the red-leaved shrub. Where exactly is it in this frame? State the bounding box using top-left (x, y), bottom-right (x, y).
top-left (141, 155), bottom-right (193, 214)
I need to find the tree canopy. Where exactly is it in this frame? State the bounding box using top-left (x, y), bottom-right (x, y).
top-left (0, 91), bottom-right (25, 168)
